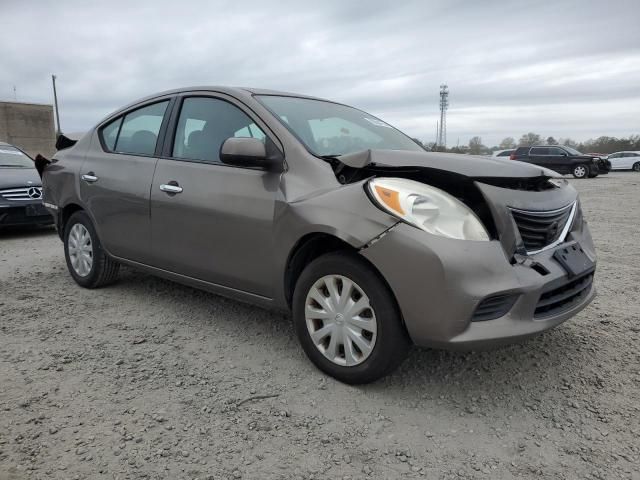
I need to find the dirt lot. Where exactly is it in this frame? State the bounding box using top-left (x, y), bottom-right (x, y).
top-left (1, 172), bottom-right (639, 480)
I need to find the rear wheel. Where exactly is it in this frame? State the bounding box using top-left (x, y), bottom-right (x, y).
top-left (293, 251), bottom-right (410, 384)
top-left (572, 164), bottom-right (588, 178)
top-left (633, 162), bottom-right (640, 172)
top-left (64, 211), bottom-right (119, 288)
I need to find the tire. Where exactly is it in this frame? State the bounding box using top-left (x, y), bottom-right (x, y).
top-left (292, 251), bottom-right (410, 384)
top-left (572, 164), bottom-right (588, 179)
top-left (633, 162), bottom-right (640, 172)
top-left (63, 210), bottom-right (119, 288)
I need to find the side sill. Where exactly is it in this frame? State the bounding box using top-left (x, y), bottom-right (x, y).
top-left (111, 255), bottom-right (279, 311)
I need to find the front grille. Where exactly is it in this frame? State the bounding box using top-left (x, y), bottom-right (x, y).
top-left (471, 293), bottom-right (518, 322)
top-left (0, 186), bottom-right (42, 201)
top-left (510, 202), bottom-right (575, 253)
top-left (534, 273), bottom-right (593, 318)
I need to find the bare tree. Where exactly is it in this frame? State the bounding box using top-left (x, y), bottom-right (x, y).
top-left (469, 136), bottom-right (484, 155)
top-left (518, 132), bottom-right (542, 146)
top-left (499, 137), bottom-right (516, 149)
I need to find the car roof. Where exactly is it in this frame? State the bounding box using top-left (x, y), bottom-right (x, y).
top-left (97, 86), bottom-right (334, 125)
top-left (125, 86), bottom-right (327, 105)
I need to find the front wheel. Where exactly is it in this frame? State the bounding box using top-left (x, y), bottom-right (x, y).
top-left (633, 162), bottom-right (640, 172)
top-left (572, 164), bottom-right (588, 178)
top-left (293, 252), bottom-right (410, 384)
top-left (63, 211), bottom-right (119, 288)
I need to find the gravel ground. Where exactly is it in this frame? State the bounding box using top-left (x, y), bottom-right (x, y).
top-left (1, 172), bottom-right (639, 480)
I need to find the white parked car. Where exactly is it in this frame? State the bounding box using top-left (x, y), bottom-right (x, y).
top-left (606, 151), bottom-right (640, 171)
top-left (492, 149), bottom-right (514, 158)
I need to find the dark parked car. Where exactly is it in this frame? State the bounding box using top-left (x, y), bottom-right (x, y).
top-left (38, 87), bottom-right (597, 383)
top-left (0, 142), bottom-right (53, 228)
top-left (510, 145), bottom-right (611, 178)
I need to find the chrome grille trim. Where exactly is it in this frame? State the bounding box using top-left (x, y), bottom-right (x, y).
top-left (510, 202), bottom-right (577, 255)
top-left (0, 186), bottom-right (43, 201)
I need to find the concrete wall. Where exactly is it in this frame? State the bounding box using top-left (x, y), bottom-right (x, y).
top-left (0, 101), bottom-right (56, 157)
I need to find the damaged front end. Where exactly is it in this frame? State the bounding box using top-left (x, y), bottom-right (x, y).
top-left (327, 148), bottom-right (575, 263)
top-left (324, 149), bottom-right (596, 348)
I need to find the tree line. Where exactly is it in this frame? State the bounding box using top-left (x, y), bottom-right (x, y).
top-left (413, 134), bottom-right (640, 155)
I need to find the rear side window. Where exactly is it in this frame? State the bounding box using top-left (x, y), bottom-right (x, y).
top-left (548, 147), bottom-right (565, 155)
top-left (101, 118), bottom-right (122, 151)
top-left (497, 150), bottom-right (512, 157)
top-left (530, 147), bottom-right (549, 155)
top-left (105, 101), bottom-right (169, 156)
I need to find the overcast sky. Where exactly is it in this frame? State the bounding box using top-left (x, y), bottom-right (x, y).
top-left (1, 0), bottom-right (639, 146)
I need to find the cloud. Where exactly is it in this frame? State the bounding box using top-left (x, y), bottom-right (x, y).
top-left (1, 0), bottom-right (639, 146)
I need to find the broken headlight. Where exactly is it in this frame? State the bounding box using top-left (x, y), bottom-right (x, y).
top-left (367, 178), bottom-right (489, 241)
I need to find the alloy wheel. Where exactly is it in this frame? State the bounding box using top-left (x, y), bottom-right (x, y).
top-left (574, 166), bottom-right (587, 178)
top-left (305, 274), bottom-right (377, 367)
top-left (68, 223), bottom-right (93, 277)
top-left (633, 163), bottom-right (640, 172)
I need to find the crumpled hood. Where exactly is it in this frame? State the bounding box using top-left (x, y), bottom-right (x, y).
top-left (338, 149), bottom-right (557, 178)
top-left (0, 167), bottom-right (41, 189)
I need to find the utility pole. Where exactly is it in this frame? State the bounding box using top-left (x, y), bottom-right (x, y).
top-left (51, 74), bottom-right (61, 136)
top-left (13, 86), bottom-right (16, 101)
top-left (437, 84), bottom-right (449, 149)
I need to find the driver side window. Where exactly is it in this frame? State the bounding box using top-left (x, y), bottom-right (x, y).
top-left (172, 97), bottom-right (266, 164)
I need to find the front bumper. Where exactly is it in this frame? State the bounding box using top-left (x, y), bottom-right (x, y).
top-left (361, 220), bottom-right (596, 350)
top-left (0, 201), bottom-right (53, 227)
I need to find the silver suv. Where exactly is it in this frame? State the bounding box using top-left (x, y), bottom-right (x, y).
top-left (38, 87), bottom-right (597, 383)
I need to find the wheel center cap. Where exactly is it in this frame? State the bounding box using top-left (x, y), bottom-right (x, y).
top-left (334, 313), bottom-right (344, 325)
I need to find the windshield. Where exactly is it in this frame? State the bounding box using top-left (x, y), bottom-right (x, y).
top-left (563, 146), bottom-right (582, 156)
top-left (257, 95), bottom-right (424, 157)
top-left (0, 146), bottom-right (33, 168)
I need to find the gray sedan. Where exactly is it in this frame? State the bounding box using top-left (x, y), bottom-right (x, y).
top-left (38, 87), bottom-right (597, 383)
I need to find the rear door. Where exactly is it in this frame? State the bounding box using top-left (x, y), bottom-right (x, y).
top-left (528, 147), bottom-right (554, 170)
top-left (623, 152), bottom-right (640, 169)
top-left (80, 99), bottom-right (173, 264)
top-left (149, 94), bottom-right (280, 297)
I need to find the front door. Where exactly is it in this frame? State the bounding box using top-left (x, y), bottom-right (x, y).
top-left (150, 95), bottom-right (279, 297)
top-left (546, 146), bottom-right (570, 174)
top-left (80, 100), bottom-right (171, 264)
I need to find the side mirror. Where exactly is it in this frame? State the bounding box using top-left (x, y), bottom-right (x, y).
top-left (220, 137), bottom-right (283, 172)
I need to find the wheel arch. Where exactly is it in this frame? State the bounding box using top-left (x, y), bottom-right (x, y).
top-left (58, 203), bottom-right (84, 239)
top-left (284, 232), bottom-right (356, 308)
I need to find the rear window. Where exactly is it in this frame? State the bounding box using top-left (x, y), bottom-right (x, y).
top-left (514, 147), bottom-right (529, 155)
top-left (497, 150), bottom-right (513, 157)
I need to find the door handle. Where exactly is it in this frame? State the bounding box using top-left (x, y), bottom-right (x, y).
top-left (159, 183), bottom-right (183, 194)
top-left (81, 173), bottom-right (98, 183)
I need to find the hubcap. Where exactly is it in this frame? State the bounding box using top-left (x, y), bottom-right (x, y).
top-left (575, 166), bottom-right (586, 177)
top-left (68, 223), bottom-right (93, 277)
top-left (305, 275), bottom-right (377, 367)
